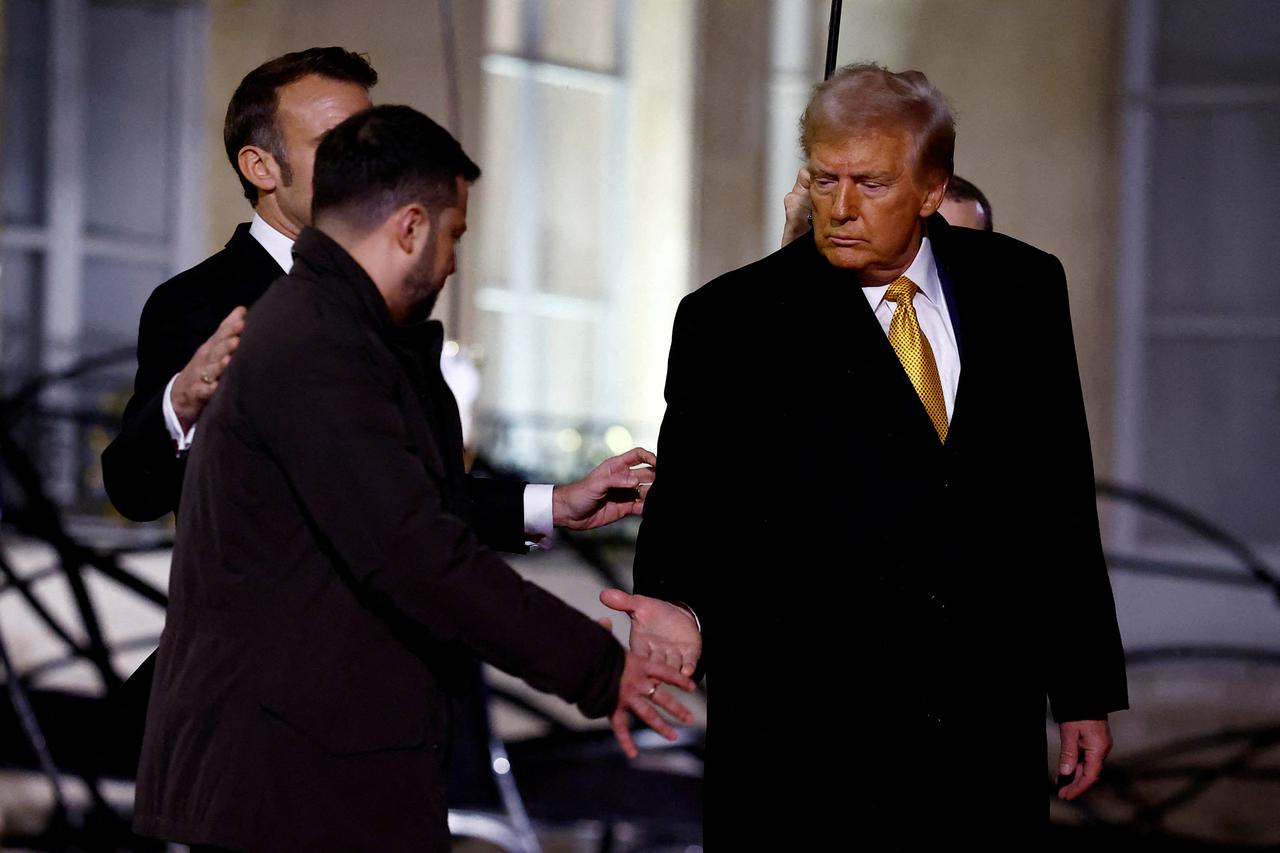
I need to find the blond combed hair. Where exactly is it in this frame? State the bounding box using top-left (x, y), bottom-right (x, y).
top-left (800, 62), bottom-right (955, 180)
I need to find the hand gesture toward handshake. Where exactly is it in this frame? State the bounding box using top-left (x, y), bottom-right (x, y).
top-left (606, 632), bottom-right (697, 759)
top-left (599, 589), bottom-right (704, 758)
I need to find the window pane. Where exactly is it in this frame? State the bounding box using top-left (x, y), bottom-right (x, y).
top-left (474, 309), bottom-right (598, 471)
top-left (486, 0), bottom-right (523, 53)
top-left (538, 82), bottom-right (608, 299)
top-left (542, 315), bottom-right (594, 416)
top-left (475, 70), bottom-right (520, 290)
top-left (0, 249), bottom-right (45, 384)
top-left (81, 255), bottom-right (163, 385)
top-left (1139, 337), bottom-right (1280, 546)
top-left (1155, 0), bottom-right (1280, 86)
top-left (83, 0), bottom-right (177, 242)
top-left (541, 0), bottom-right (616, 70)
top-left (1, 0), bottom-right (51, 225)
top-left (1147, 106), bottom-right (1280, 316)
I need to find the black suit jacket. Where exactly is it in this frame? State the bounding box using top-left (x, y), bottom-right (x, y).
top-left (102, 223), bottom-right (281, 522)
top-left (634, 215), bottom-right (1127, 845)
top-left (133, 228), bottom-right (625, 852)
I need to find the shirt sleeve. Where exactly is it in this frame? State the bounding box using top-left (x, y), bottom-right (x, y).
top-left (161, 373), bottom-right (198, 452)
top-left (523, 483), bottom-right (555, 549)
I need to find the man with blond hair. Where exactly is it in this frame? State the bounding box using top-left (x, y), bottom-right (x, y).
top-left (607, 63), bottom-right (1127, 844)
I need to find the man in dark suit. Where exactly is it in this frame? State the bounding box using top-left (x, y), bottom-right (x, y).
top-left (102, 47), bottom-right (376, 523)
top-left (105, 45), bottom-right (661, 803)
top-left (105, 46), bottom-right (636, 540)
top-left (604, 63), bottom-right (1128, 845)
top-left (134, 105), bottom-right (696, 852)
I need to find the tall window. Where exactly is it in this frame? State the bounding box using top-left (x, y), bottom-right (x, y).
top-left (1115, 0), bottom-right (1280, 557)
top-left (0, 0), bottom-right (207, 508)
top-left (471, 0), bottom-right (632, 479)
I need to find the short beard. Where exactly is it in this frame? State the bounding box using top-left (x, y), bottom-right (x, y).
top-left (403, 224), bottom-right (442, 324)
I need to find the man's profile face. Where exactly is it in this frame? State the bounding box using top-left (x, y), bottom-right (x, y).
top-left (407, 181), bottom-right (469, 318)
top-left (939, 196), bottom-right (986, 231)
top-left (272, 74), bottom-right (373, 233)
top-left (807, 126), bottom-right (946, 284)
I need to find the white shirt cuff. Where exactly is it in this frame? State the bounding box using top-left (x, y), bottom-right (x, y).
top-left (162, 373), bottom-right (198, 453)
top-left (523, 483), bottom-right (555, 550)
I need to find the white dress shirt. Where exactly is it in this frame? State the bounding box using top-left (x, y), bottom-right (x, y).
top-left (859, 236), bottom-right (961, 417)
top-left (248, 211), bottom-right (296, 273)
top-left (162, 214), bottom-right (555, 546)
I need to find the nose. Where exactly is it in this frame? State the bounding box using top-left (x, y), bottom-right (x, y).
top-left (831, 180), bottom-right (857, 223)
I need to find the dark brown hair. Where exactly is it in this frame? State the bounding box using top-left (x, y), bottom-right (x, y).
top-left (312, 105), bottom-right (481, 233)
top-left (223, 47), bottom-right (378, 204)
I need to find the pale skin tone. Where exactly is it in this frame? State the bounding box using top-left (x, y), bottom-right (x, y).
top-left (628, 123), bottom-right (1112, 798)
top-left (323, 188), bottom-right (696, 755)
top-left (598, 590), bottom-right (701, 755)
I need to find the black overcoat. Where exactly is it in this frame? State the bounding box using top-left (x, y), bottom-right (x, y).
top-left (634, 215), bottom-right (1128, 847)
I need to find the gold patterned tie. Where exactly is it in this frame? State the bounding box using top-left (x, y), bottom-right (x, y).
top-left (885, 276), bottom-right (948, 442)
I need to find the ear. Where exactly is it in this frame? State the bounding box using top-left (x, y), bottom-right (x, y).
top-left (918, 172), bottom-right (948, 218)
top-left (237, 145), bottom-right (279, 197)
top-left (393, 203), bottom-right (431, 255)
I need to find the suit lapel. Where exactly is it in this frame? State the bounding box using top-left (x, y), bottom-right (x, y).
top-left (226, 224), bottom-right (288, 306)
top-left (929, 216), bottom-right (982, 449)
top-left (936, 250), bottom-right (965, 362)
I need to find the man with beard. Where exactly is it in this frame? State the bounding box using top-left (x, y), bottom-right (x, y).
top-left (104, 48), bottom-right (658, 787)
top-left (134, 105), bottom-right (695, 852)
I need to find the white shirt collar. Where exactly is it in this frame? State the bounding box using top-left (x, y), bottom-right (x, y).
top-left (861, 235), bottom-right (942, 311)
top-left (248, 213), bottom-right (296, 273)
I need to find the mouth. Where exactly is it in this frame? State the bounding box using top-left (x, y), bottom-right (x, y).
top-left (826, 234), bottom-right (864, 247)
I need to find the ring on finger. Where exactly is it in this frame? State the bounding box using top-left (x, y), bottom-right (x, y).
top-left (646, 683), bottom-right (658, 699)
top-left (201, 371), bottom-right (214, 384)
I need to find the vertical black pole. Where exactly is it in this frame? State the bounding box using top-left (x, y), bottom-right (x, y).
top-left (824, 0), bottom-right (843, 79)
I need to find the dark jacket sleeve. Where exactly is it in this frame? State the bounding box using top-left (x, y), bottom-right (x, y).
top-left (1038, 255), bottom-right (1129, 722)
top-left (254, 330), bottom-right (624, 719)
top-left (465, 475), bottom-right (529, 553)
top-left (633, 294), bottom-right (715, 675)
top-left (101, 286), bottom-right (204, 521)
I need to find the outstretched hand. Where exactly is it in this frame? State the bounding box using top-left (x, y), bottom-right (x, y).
top-left (600, 589), bottom-right (701, 678)
top-left (600, 613), bottom-right (696, 759)
top-left (553, 447), bottom-right (656, 530)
